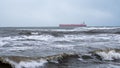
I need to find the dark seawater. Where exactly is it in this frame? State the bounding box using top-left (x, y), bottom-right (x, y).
top-left (1, 27), bottom-right (120, 68)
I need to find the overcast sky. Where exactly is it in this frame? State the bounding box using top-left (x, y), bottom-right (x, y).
top-left (0, 0), bottom-right (120, 27)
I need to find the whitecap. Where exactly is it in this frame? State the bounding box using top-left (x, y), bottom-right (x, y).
top-left (96, 50), bottom-right (120, 60)
top-left (50, 44), bottom-right (75, 50)
top-left (5, 58), bottom-right (47, 68)
top-left (18, 59), bottom-right (47, 68)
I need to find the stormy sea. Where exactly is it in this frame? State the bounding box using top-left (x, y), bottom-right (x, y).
top-left (1, 26), bottom-right (120, 68)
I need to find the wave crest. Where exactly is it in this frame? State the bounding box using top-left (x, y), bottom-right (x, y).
top-left (0, 53), bottom-right (79, 68)
top-left (91, 49), bottom-right (120, 61)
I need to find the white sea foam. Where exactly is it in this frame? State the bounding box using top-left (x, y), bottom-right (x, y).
top-left (72, 27), bottom-right (89, 31)
top-left (5, 58), bottom-right (47, 68)
top-left (0, 33), bottom-right (120, 49)
top-left (17, 28), bottom-right (69, 32)
top-left (96, 50), bottom-right (120, 60)
top-left (17, 27), bottom-right (118, 32)
top-left (18, 59), bottom-right (47, 68)
top-left (23, 35), bottom-right (54, 41)
top-left (31, 32), bottom-right (39, 35)
top-left (54, 44), bottom-right (75, 48)
top-left (8, 47), bottom-right (33, 51)
top-left (50, 44), bottom-right (75, 50)
top-left (72, 27), bottom-right (119, 32)
top-left (0, 35), bottom-right (53, 41)
top-left (0, 37), bottom-right (13, 46)
top-left (0, 35), bottom-right (53, 46)
top-left (0, 40), bottom-right (8, 46)
top-left (0, 36), bottom-right (24, 47)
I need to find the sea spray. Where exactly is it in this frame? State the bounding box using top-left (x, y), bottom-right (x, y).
top-left (0, 53), bottom-right (79, 68)
top-left (91, 49), bottom-right (120, 61)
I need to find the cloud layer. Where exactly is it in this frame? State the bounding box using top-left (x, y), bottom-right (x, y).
top-left (0, 0), bottom-right (119, 26)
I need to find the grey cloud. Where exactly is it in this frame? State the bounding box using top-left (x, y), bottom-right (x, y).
top-left (0, 0), bottom-right (120, 26)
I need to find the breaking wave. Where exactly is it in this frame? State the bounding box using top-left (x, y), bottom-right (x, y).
top-left (17, 27), bottom-right (120, 37)
top-left (1, 49), bottom-right (120, 68)
top-left (0, 56), bottom-right (47, 68)
top-left (1, 27), bottom-right (120, 68)
top-left (91, 49), bottom-right (120, 61)
top-left (0, 53), bottom-right (79, 68)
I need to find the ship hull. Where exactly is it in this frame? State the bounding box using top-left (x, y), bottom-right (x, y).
top-left (59, 24), bottom-right (87, 27)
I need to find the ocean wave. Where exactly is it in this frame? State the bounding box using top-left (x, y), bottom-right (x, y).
top-left (90, 49), bottom-right (120, 61)
top-left (18, 27), bottom-right (120, 37)
top-left (0, 56), bottom-right (47, 68)
top-left (1, 27), bottom-right (120, 38)
top-left (1, 49), bottom-right (120, 68)
top-left (0, 53), bottom-right (79, 68)
top-left (49, 44), bottom-right (75, 50)
top-left (18, 30), bottom-right (64, 37)
top-left (73, 27), bottom-right (118, 31)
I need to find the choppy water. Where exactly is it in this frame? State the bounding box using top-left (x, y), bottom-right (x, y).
top-left (1, 27), bottom-right (120, 68)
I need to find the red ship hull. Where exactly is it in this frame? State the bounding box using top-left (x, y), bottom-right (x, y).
top-left (59, 24), bottom-right (87, 27)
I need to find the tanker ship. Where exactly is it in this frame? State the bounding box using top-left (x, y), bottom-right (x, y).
top-left (59, 22), bottom-right (87, 27)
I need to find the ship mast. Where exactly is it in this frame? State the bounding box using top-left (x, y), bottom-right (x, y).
top-left (83, 21), bottom-right (85, 24)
